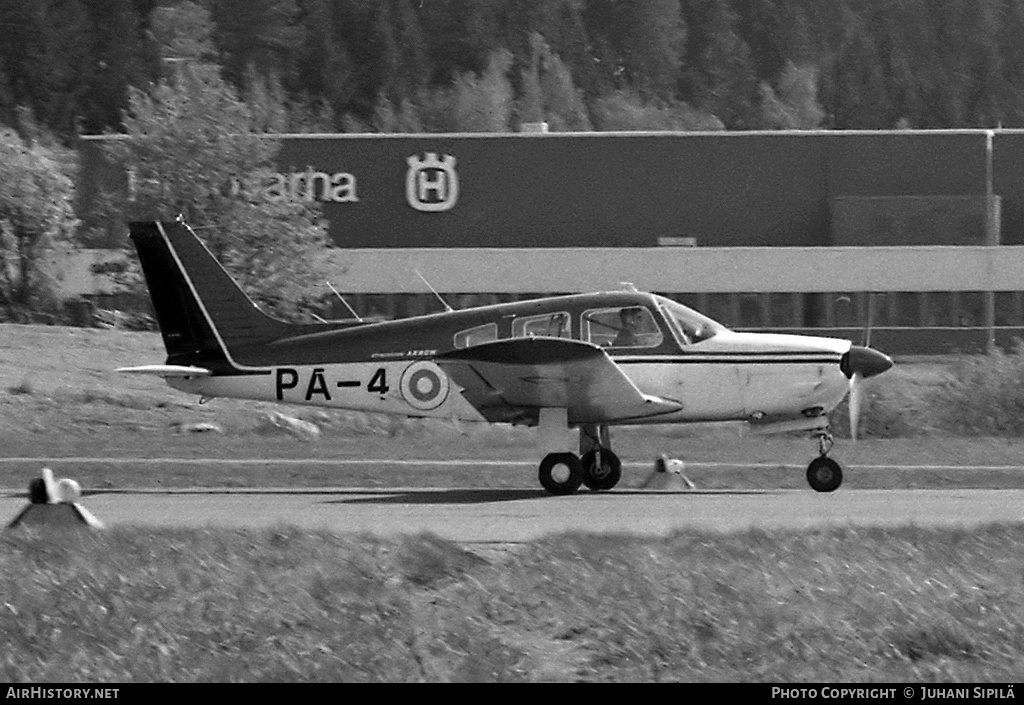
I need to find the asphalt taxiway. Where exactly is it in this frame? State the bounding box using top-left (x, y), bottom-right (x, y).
top-left (3, 487), bottom-right (1024, 542)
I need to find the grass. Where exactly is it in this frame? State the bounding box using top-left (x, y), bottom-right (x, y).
top-left (2, 525), bottom-right (1024, 682)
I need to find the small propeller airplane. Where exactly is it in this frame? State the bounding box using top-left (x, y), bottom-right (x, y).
top-left (119, 220), bottom-right (894, 495)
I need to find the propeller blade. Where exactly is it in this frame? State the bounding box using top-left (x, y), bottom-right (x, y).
top-left (849, 372), bottom-right (862, 441)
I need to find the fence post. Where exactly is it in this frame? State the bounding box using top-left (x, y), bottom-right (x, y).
top-left (984, 130), bottom-right (999, 352)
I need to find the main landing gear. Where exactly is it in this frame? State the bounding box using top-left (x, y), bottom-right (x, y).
top-left (538, 424), bottom-right (622, 495)
top-left (806, 429), bottom-right (843, 493)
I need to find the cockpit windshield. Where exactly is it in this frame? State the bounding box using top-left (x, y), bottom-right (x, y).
top-left (655, 296), bottom-right (726, 345)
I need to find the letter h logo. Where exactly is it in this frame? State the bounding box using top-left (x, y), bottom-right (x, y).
top-left (406, 153), bottom-right (459, 212)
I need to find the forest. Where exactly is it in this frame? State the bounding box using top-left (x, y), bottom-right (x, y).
top-left (1, 0), bottom-right (1024, 140)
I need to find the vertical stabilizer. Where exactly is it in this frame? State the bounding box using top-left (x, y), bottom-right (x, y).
top-left (128, 221), bottom-right (289, 371)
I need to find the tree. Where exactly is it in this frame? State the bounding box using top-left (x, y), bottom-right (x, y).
top-left (680, 0), bottom-right (760, 128)
top-left (79, 0), bottom-right (154, 135)
top-left (870, 0), bottom-right (929, 128)
top-left (496, 0), bottom-right (601, 100)
top-left (209, 0), bottom-right (304, 89)
top-left (416, 0), bottom-right (504, 82)
top-left (449, 48), bottom-right (515, 132)
top-left (582, 0), bottom-right (686, 101)
top-left (515, 33), bottom-right (591, 131)
top-left (758, 60), bottom-right (825, 129)
top-left (243, 66), bottom-right (334, 133)
top-left (99, 2), bottom-right (331, 319)
top-left (619, 0), bottom-right (687, 101)
top-left (331, 0), bottom-right (433, 119)
top-left (293, 0), bottom-right (356, 126)
top-left (995, 0), bottom-right (1024, 126)
top-left (0, 113), bottom-right (78, 321)
top-left (826, 7), bottom-right (890, 129)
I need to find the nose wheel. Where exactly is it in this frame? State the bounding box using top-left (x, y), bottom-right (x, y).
top-left (807, 456), bottom-right (843, 492)
top-left (580, 448), bottom-right (622, 490)
top-left (807, 429), bottom-right (843, 492)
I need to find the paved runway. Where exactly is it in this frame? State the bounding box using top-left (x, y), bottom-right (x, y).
top-left (4, 487), bottom-right (1024, 542)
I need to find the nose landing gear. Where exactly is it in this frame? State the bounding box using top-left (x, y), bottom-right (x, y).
top-left (807, 429), bottom-right (843, 492)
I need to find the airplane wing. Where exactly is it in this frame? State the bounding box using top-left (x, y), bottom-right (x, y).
top-left (116, 365), bottom-right (213, 377)
top-left (435, 337), bottom-right (682, 425)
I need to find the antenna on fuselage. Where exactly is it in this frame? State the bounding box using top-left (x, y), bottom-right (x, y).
top-left (415, 270), bottom-right (454, 312)
top-left (325, 280), bottom-right (364, 322)
top-left (863, 292), bottom-right (875, 348)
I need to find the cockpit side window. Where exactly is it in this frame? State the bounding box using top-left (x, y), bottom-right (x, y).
top-left (512, 312), bottom-right (571, 339)
top-left (583, 307), bottom-right (663, 348)
top-left (454, 322), bottom-right (498, 349)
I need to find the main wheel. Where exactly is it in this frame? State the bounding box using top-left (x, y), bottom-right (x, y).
top-left (580, 448), bottom-right (622, 491)
top-left (807, 456), bottom-right (843, 493)
top-left (538, 452), bottom-right (584, 495)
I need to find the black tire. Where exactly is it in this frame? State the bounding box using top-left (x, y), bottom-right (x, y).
top-left (538, 452), bottom-right (584, 495)
top-left (580, 448), bottom-right (622, 491)
top-left (807, 456), bottom-right (843, 492)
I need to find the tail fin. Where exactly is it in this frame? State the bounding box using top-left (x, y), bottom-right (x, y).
top-left (129, 221), bottom-right (290, 371)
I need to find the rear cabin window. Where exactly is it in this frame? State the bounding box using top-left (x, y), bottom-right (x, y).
top-left (512, 312), bottom-right (571, 339)
top-left (584, 307), bottom-right (663, 348)
top-left (453, 322), bottom-right (498, 349)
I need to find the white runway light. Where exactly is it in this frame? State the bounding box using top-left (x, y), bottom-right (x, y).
top-left (55, 478), bottom-right (82, 503)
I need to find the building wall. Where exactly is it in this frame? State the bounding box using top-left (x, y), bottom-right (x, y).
top-left (79, 129), bottom-right (1000, 249)
top-left (993, 131), bottom-right (1024, 246)
top-left (271, 130), bottom-right (992, 248)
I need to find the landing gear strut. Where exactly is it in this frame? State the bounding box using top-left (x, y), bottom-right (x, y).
top-left (537, 424), bottom-right (623, 495)
top-left (807, 428), bottom-right (843, 492)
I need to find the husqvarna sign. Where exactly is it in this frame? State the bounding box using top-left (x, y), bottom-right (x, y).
top-left (405, 152), bottom-right (459, 212)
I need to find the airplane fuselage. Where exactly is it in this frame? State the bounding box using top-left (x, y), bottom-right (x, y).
top-left (167, 291), bottom-right (853, 428)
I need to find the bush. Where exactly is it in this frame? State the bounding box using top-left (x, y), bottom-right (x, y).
top-left (926, 342), bottom-right (1024, 436)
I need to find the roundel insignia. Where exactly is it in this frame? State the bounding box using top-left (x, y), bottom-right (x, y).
top-left (400, 361), bottom-right (450, 411)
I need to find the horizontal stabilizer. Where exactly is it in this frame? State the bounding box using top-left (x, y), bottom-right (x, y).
top-left (436, 337), bottom-right (681, 424)
top-left (116, 364), bottom-right (213, 378)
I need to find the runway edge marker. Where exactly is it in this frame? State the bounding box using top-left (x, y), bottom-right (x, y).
top-left (6, 467), bottom-right (104, 530)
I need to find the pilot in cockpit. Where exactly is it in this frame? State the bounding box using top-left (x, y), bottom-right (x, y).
top-left (613, 307), bottom-right (645, 347)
